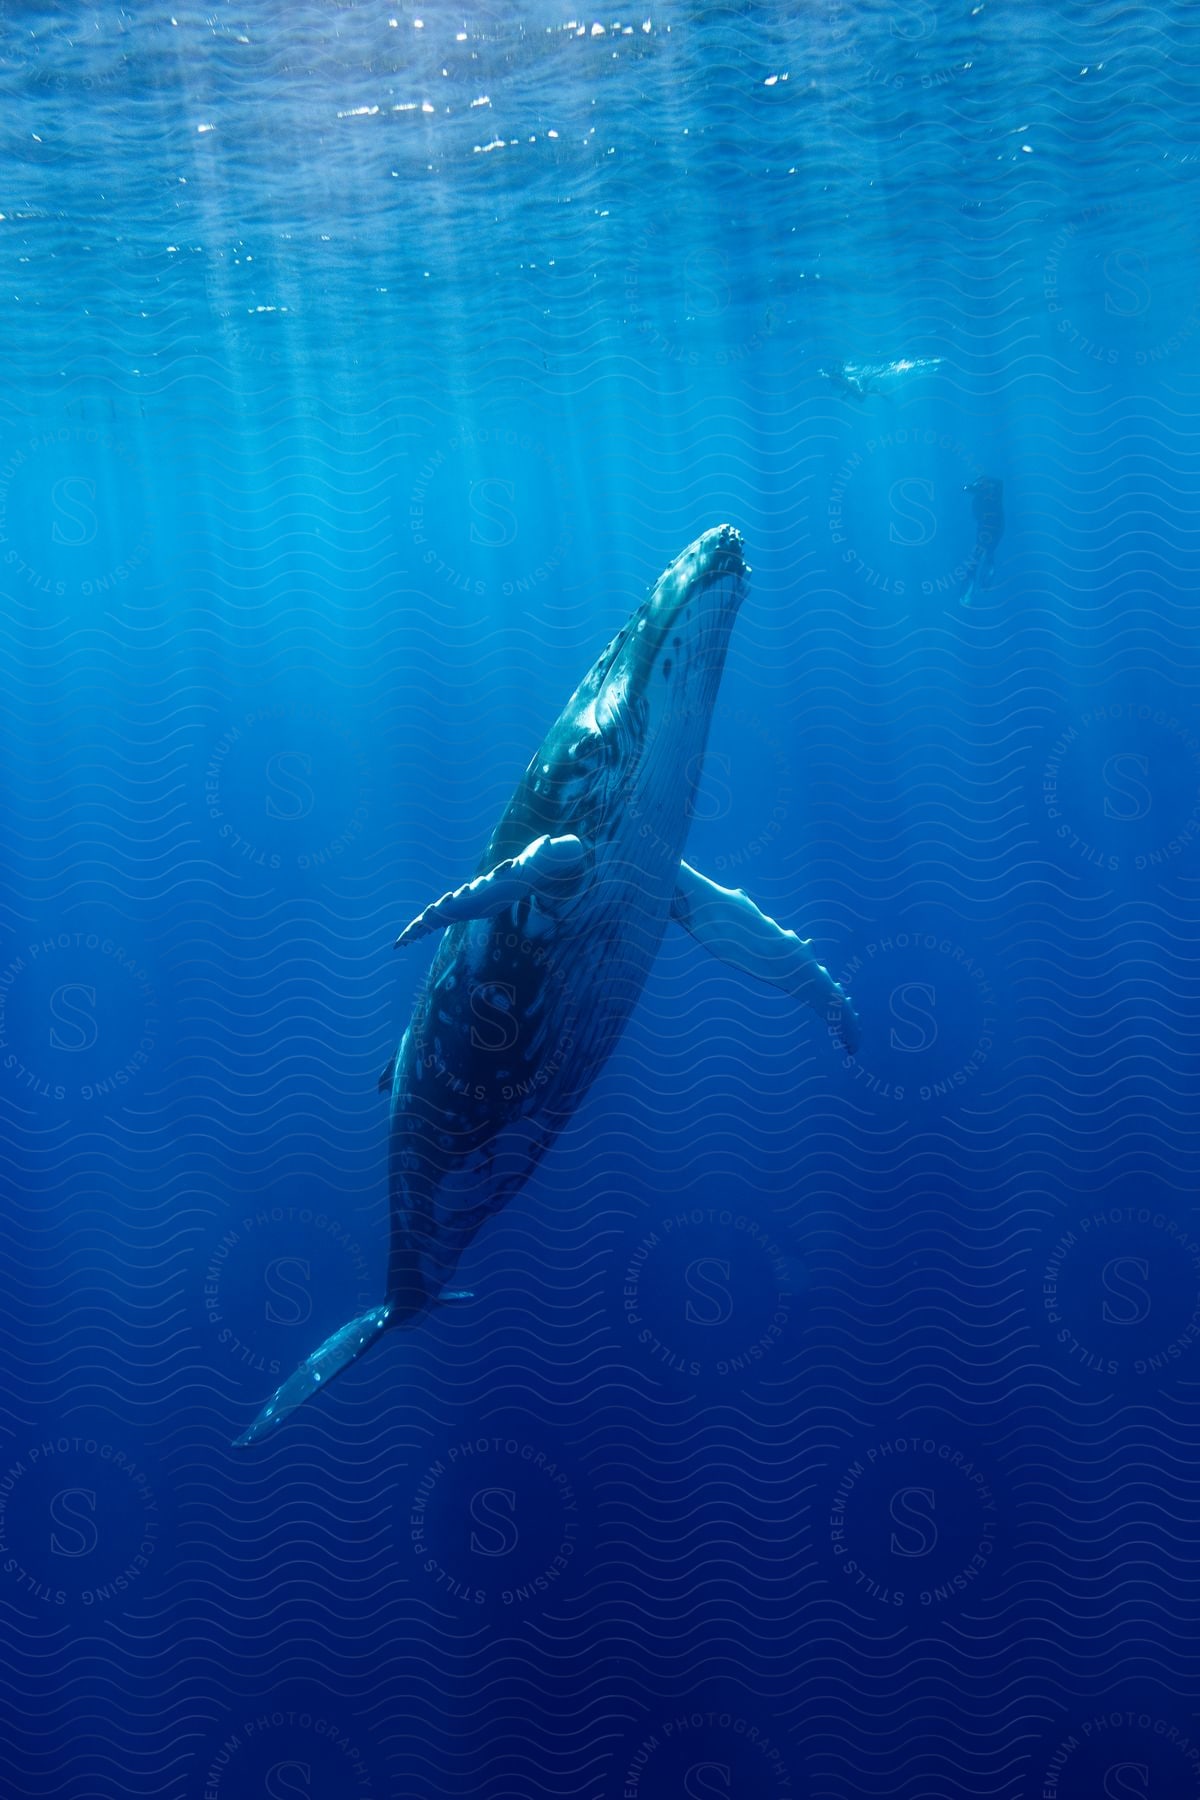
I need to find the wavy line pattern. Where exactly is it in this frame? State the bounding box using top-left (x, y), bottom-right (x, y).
top-left (2, 1), bottom-right (1200, 1797)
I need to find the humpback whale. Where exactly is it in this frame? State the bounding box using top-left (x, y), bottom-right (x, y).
top-left (819, 356), bottom-right (944, 402)
top-left (234, 526), bottom-right (859, 1446)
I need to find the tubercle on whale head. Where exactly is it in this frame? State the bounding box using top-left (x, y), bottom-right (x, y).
top-left (628, 522), bottom-right (750, 709)
top-left (596, 524), bottom-right (750, 714)
top-left (645, 523), bottom-right (749, 629)
top-left (516, 527), bottom-right (751, 840)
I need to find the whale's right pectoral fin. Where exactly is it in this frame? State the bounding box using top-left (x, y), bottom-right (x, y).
top-left (394, 833), bottom-right (591, 948)
top-left (671, 861), bottom-right (860, 1055)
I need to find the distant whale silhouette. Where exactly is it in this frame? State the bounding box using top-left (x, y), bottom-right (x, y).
top-left (234, 527), bottom-right (859, 1446)
top-left (819, 356), bottom-right (944, 402)
top-left (960, 477), bottom-right (1005, 606)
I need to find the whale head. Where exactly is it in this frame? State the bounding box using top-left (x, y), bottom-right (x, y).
top-left (542, 524), bottom-right (749, 827)
top-left (587, 523), bottom-right (749, 733)
top-left (492, 526), bottom-right (749, 868)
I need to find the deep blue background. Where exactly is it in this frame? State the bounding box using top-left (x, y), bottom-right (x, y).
top-left (2, 3), bottom-right (1200, 1796)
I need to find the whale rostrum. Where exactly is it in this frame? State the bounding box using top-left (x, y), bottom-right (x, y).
top-left (234, 525), bottom-right (859, 1447)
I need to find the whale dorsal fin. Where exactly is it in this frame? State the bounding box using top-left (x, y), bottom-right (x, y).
top-left (378, 1056), bottom-right (395, 1094)
top-left (394, 833), bottom-right (591, 950)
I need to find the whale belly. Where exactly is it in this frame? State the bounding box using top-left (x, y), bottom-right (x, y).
top-left (387, 870), bottom-right (673, 1300)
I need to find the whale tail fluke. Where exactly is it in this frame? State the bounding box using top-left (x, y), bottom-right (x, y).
top-left (232, 1289), bottom-right (478, 1448)
top-left (232, 1301), bottom-right (396, 1448)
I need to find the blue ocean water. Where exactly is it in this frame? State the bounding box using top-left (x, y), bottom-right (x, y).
top-left (2, 2), bottom-right (1200, 1794)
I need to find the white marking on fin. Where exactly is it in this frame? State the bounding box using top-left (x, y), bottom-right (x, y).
top-left (233, 1302), bottom-right (395, 1447)
top-left (671, 861), bottom-right (860, 1055)
top-left (394, 834), bottom-right (590, 949)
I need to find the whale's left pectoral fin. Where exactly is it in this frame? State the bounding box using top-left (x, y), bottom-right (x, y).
top-left (671, 861), bottom-right (860, 1055)
top-left (394, 833), bottom-right (592, 949)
